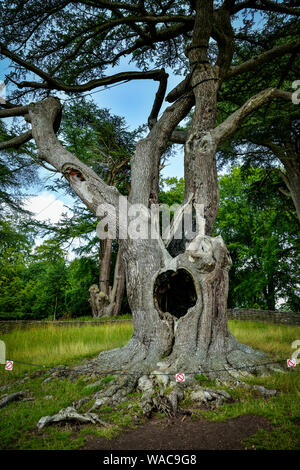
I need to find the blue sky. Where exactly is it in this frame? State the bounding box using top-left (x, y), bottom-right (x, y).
top-left (80, 61), bottom-right (185, 179)
top-left (0, 56), bottom-right (185, 224)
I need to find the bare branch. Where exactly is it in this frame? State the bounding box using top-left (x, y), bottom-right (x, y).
top-left (0, 130), bottom-right (32, 150)
top-left (28, 97), bottom-right (120, 215)
top-left (0, 106), bottom-right (29, 118)
top-left (213, 88), bottom-right (293, 144)
top-left (232, 1), bottom-right (300, 16)
top-left (226, 41), bottom-right (300, 79)
top-left (148, 70), bottom-right (168, 128)
top-left (169, 129), bottom-right (187, 144)
top-left (166, 75), bottom-right (192, 103)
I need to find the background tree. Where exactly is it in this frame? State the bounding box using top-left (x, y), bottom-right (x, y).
top-left (0, 219), bottom-right (32, 318)
top-left (215, 21), bottom-right (300, 220)
top-left (0, 121), bottom-right (40, 218)
top-left (0, 0), bottom-right (299, 409)
top-left (215, 167), bottom-right (300, 311)
top-left (65, 257), bottom-right (99, 318)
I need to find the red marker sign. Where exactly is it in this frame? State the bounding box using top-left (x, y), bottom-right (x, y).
top-left (287, 358), bottom-right (297, 368)
top-left (5, 360), bottom-right (13, 371)
top-left (176, 373), bottom-right (185, 382)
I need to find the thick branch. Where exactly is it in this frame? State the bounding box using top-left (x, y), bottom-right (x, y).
top-left (169, 129), bottom-right (187, 144)
top-left (212, 88), bottom-right (292, 144)
top-left (13, 69), bottom-right (168, 93)
top-left (0, 106), bottom-right (29, 118)
top-left (0, 130), bottom-right (32, 150)
top-left (130, 92), bottom-right (194, 205)
top-left (28, 97), bottom-right (120, 215)
top-left (165, 74), bottom-right (192, 103)
top-left (226, 41), bottom-right (300, 80)
top-left (190, 0), bottom-right (213, 57)
top-left (167, 41), bottom-right (300, 103)
top-left (73, 0), bottom-right (141, 13)
top-left (148, 70), bottom-right (168, 128)
top-left (213, 7), bottom-right (234, 78)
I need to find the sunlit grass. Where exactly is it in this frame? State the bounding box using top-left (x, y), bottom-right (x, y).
top-left (228, 320), bottom-right (300, 360)
top-left (192, 320), bottom-right (300, 450)
top-left (0, 322), bottom-right (133, 381)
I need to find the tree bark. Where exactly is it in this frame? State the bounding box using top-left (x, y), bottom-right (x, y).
top-left (89, 243), bottom-right (125, 318)
top-left (280, 157), bottom-right (300, 223)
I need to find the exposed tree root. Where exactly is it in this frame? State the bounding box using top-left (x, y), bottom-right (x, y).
top-left (37, 406), bottom-right (110, 430)
top-left (35, 343), bottom-right (284, 428)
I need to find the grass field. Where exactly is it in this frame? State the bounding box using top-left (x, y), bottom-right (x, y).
top-left (0, 319), bottom-right (299, 450)
top-left (0, 321), bottom-right (133, 381)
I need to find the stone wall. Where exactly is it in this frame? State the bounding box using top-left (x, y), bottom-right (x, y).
top-left (227, 308), bottom-right (300, 325)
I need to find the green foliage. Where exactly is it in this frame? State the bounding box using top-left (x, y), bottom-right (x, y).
top-left (65, 257), bottom-right (98, 317)
top-left (0, 220), bottom-right (96, 319)
top-left (0, 122), bottom-right (40, 218)
top-left (159, 177), bottom-right (185, 206)
top-left (0, 219), bottom-right (33, 319)
top-left (33, 240), bottom-right (66, 263)
top-left (215, 167), bottom-right (299, 310)
top-left (23, 261), bottom-right (68, 320)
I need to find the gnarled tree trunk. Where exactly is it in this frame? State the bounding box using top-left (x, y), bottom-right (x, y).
top-left (280, 156), bottom-right (300, 223)
top-left (89, 242), bottom-right (125, 318)
top-left (26, 0), bottom-right (285, 410)
top-left (27, 70), bottom-right (276, 394)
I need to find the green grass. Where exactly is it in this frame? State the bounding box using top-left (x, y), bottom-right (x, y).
top-left (0, 321), bottom-right (139, 449)
top-left (189, 321), bottom-right (300, 450)
top-left (0, 321), bottom-right (133, 382)
top-left (228, 320), bottom-right (300, 360)
top-left (0, 319), bottom-right (300, 450)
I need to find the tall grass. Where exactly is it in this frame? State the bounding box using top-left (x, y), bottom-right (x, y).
top-left (0, 322), bottom-right (133, 380)
top-left (1, 319), bottom-right (299, 381)
top-left (228, 320), bottom-right (300, 359)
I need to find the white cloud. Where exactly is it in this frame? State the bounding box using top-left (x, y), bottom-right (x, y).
top-left (23, 191), bottom-right (72, 223)
top-left (24, 192), bottom-right (91, 262)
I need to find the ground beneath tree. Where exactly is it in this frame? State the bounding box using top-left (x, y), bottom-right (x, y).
top-left (82, 414), bottom-right (271, 450)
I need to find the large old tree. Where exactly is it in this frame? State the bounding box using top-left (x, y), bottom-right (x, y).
top-left (0, 1), bottom-right (299, 408)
